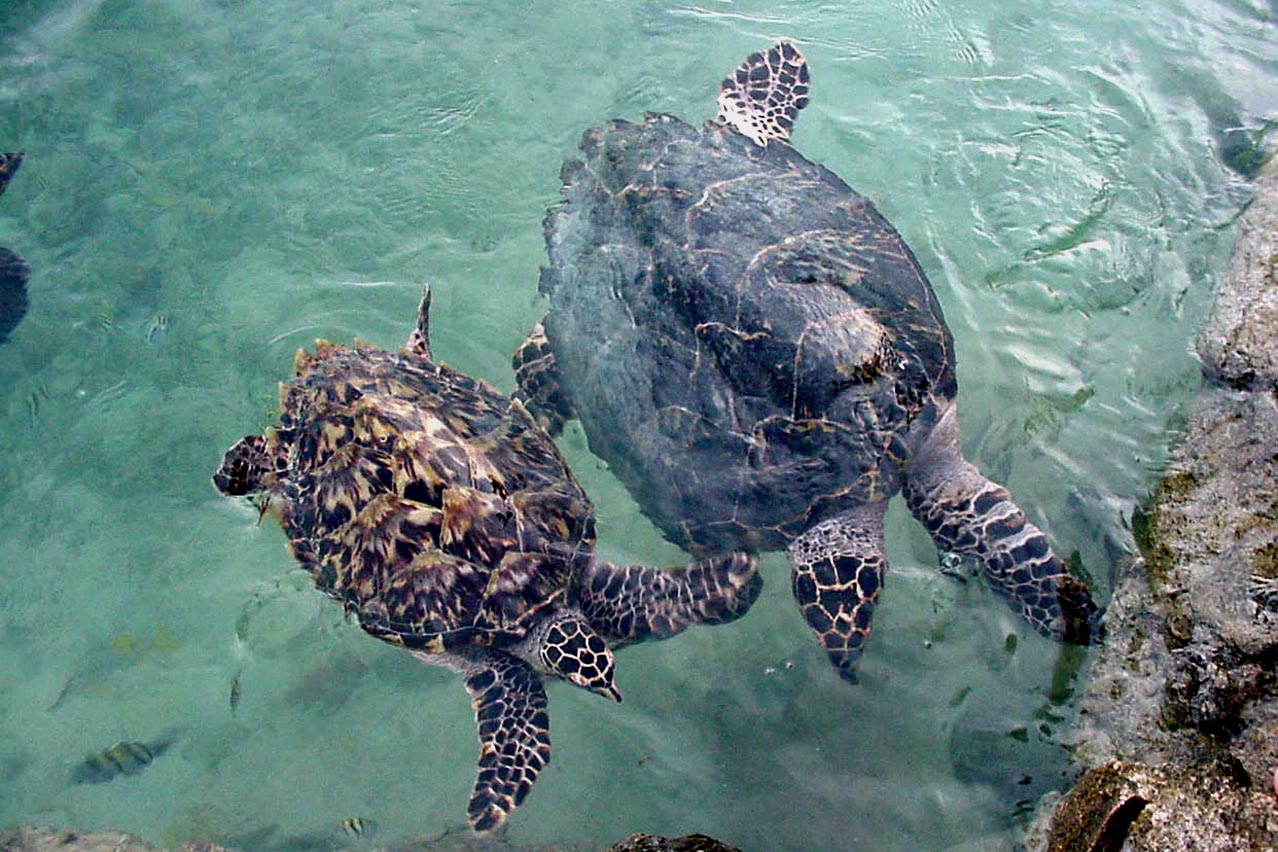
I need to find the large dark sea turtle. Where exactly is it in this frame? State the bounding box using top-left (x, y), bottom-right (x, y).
top-left (514, 43), bottom-right (1102, 684)
top-left (214, 288), bottom-right (760, 832)
top-left (0, 152), bottom-right (30, 344)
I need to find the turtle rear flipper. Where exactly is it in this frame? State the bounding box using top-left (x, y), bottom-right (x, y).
top-left (787, 503), bottom-right (889, 684)
top-left (405, 284), bottom-right (433, 360)
top-left (575, 553), bottom-right (761, 646)
top-left (901, 406), bottom-right (1104, 644)
top-left (715, 41), bottom-right (810, 146)
top-left (512, 319), bottom-right (572, 435)
top-left (463, 652), bottom-right (551, 834)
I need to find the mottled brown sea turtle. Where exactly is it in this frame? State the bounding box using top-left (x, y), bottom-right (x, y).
top-left (213, 288), bottom-right (760, 831)
top-left (514, 43), bottom-right (1102, 684)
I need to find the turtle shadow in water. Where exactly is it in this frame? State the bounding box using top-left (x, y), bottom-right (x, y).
top-left (0, 153), bottom-right (29, 344)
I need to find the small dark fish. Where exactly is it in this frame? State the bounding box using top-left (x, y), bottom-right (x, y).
top-left (229, 671), bottom-right (243, 716)
top-left (72, 738), bottom-right (172, 784)
top-left (144, 313), bottom-right (170, 344)
top-left (274, 817), bottom-right (378, 850)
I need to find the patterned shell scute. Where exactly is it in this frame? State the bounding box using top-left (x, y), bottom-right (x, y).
top-left (269, 343), bottom-right (593, 649)
top-left (539, 115), bottom-right (956, 554)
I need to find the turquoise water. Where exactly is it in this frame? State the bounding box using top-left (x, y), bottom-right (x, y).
top-left (0, 0), bottom-right (1273, 849)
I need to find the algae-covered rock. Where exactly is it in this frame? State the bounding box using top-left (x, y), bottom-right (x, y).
top-left (1198, 160), bottom-right (1278, 390)
top-left (1039, 759), bottom-right (1277, 852)
top-left (1029, 156), bottom-right (1278, 852)
top-left (0, 824), bottom-right (746, 852)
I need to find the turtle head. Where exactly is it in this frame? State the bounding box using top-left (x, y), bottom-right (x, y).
top-left (213, 435), bottom-right (271, 497)
top-left (536, 613), bottom-right (621, 702)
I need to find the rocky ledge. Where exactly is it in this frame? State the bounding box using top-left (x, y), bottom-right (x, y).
top-left (0, 825), bottom-right (739, 852)
top-left (1028, 158), bottom-right (1278, 850)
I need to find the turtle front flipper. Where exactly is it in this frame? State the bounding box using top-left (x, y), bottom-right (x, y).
top-left (901, 405), bottom-right (1104, 645)
top-left (462, 651), bottom-right (551, 834)
top-left (787, 503), bottom-right (888, 684)
top-left (512, 319), bottom-right (572, 435)
top-left (575, 553), bottom-right (761, 646)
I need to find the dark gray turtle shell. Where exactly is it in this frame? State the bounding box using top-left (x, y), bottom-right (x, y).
top-left (537, 114), bottom-right (955, 555)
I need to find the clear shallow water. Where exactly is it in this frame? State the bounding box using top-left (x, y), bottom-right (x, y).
top-left (0, 0), bottom-right (1273, 849)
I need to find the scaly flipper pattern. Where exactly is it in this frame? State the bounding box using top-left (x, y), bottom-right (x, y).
top-left (901, 407), bottom-right (1103, 644)
top-left (463, 652), bottom-right (551, 834)
top-left (575, 553), bottom-right (761, 645)
top-left (787, 504), bottom-right (888, 683)
top-left (716, 41), bottom-right (810, 146)
top-left (512, 319), bottom-right (572, 435)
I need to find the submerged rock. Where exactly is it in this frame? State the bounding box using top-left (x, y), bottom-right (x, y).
top-left (0, 824), bottom-right (743, 852)
top-left (1028, 158), bottom-right (1278, 849)
top-left (605, 836), bottom-right (740, 852)
top-left (0, 824), bottom-right (232, 852)
top-left (1040, 759), bottom-right (1274, 852)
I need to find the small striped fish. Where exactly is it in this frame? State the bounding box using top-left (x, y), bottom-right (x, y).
top-left (339, 817), bottom-right (377, 839)
top-left (72, 738), bottom-right (172, 784)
